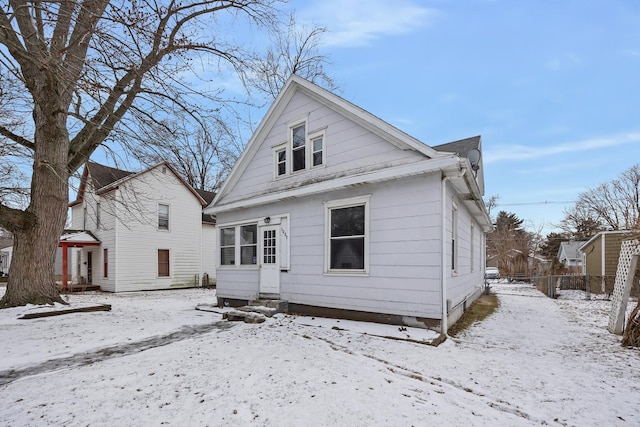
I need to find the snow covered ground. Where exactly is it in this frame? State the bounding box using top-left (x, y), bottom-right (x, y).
top-left (0, 283), bottom-right (638, 426)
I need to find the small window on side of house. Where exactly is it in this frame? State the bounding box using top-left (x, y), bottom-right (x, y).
top-left (96, 202), bottom-right (101, 229)
top-left (158, 204), bottom-right (169, 230)
top-left (158, 249), bottom-right (170, 277)
top-left (103, 248), bottom-right (108, 278)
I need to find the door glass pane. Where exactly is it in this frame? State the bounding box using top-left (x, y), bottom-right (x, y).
top-left (263, 229), bottom-right (277, 264)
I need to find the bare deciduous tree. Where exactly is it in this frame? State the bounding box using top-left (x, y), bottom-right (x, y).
top-left (247, 13), bottom-right (337, 100)
top-left (561, 164), bottom-right (640, 233)
top-left (132, 112), bottom-right (241, 191)
top-left (0, 0), bottom-right (283, 307)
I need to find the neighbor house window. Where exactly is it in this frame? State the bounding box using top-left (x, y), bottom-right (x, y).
top-left (470, 223), bottom-right (475, 272)
top-left (158, 204), bottom-right (169, 230)
top-left (158, 249), bottom-right (170, 277)
top-left (292, 123), bottom-right (306, 172)
top-left (96, 202), bottom-right (101, 229)
top-left (452, 203), bottom-right (458, 272)
top-left (219, 224), bottom-right (258, 266)
top-left (311, 134), bottom-right (324, 167)
top-left (326, 196), bottom-right (370, 272)
top-left (103, 248), bottom-right (108, 278)
top-left (220, 227), bottom-right (236, 265)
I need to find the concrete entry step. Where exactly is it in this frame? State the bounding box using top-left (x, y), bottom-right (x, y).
top-left (223, 310), bottom-right (266, 324)
top-left (248, 298), bottom-right (288, 314)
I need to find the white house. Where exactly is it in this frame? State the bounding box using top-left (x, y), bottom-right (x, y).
top-left (68, 161), bottom-right (216, 292)
top-left (0, 243), bottom-right (12, 276)
top-left (204, 75), bottom-right (492, 333)
top-left (558, 241), bottom-right (587, 273)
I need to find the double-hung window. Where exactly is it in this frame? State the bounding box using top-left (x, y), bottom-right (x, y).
top-left (240, 225), bottom-right (257, 265)
top-left (276, 147), bottom-right (287, 177)
top-left (452, 203), bottom-right (458, 273)
top-left (326, 196), bottom-right (369, 273)
top-left (292, 123), bottom-right (306, 172)
top-left (275, 119), bottom-right (326, 178)
top-left (219, 224), bottom-right (258, 266)
top-left (311, 133), bottom-right (325, 167)
top-left (158, 204), bottom-right (169, 230)
top-left (220, 227), bottom-right (236, 265)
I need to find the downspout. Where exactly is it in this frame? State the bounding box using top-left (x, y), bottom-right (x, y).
top-left (441, 167), bottom-right (466, 335)
top-left (601, 234), bottom-right (606, 293)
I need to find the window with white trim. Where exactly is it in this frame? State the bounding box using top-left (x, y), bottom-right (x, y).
top-left (240, 224), bottom-right (257, 265)
top-left (158, 204), bottom-right (169, 230)
top-left (219, 223), bottom-right (258, 266)
top-left (276, 146), bottom-right (287, 176)
top-left (292, 123), bottom-right (306, 172)
top-left (470, 223), bottom-right (475, 272)
top-left (311, 134), bottom-right (325, 167)
top-left (96, 202), bottom-right (101, 229)
top-left (275, 119), bottom-right (326, 178)
top-left (452, 203), bottom-right (458, 272)
top-left (220, 227), bottom-right (235, 265)
top-left (326, 196), bottom-right (369, 273)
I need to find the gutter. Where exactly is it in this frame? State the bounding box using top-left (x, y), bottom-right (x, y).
top-left (441, 166), bottom-right (466, 335)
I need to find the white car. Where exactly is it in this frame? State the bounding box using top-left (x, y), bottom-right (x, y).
top-left (485, 267), bottom-right (500, 279)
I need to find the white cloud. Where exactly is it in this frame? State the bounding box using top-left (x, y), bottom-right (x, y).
top-left (484, 132), bottom-right (640, 163)
top-left (296, 0), bottom-right (436, 48)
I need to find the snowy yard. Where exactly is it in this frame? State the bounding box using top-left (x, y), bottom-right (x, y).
top-left (0, 283), bottom-right (638, 426)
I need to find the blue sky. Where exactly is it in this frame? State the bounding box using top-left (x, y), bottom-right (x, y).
top-left (282, 0), bottom-right (640, 234)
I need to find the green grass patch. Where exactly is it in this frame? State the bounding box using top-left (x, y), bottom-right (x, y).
top-left (448, 293), bottom-right (499, 337)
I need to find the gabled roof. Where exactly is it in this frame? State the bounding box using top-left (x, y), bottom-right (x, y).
top-left (87, 162), bottom-right (135, 189)
top-left (205, 75), bottom-right (492, 232)
top-left (558, 241), bottom-right (587, 261)
top-left (70, 161), bottom-right (207, 207)
top-left (433, 136), bottom-right (481, 156)
top-left (59, 229), bottom-right (101, 245)
top-left (578, 230), bottom-right (639, 251)
top-left (212, 74), bottom-right (448, 207)
top-left (196, 189), bottom-right (217, 224)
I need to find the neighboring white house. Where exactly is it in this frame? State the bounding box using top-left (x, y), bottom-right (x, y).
top-left (204, 75), bottom-right (493, 333)
top-left (69, 161), bottom-right (216, 292)
top-left (0, 243), bottom-right (12, 276)
top-left (558, 241), bottom-right (587, 273)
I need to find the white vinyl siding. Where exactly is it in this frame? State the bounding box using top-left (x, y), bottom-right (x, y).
top-left (112, 167), bottom-right (203, 291)
top-left (158, 204), bottom-right (169, 231)
top-left (325, 196), bottom-right (370, 274)
top-left (215, 175), bottom-right (444, 319)
top-left (218, 223), bottom-right (258, 267)
top-left (223, 91), bottom-right (425, 205)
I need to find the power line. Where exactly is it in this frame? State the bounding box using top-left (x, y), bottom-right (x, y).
top-left (496, 200), bottom-right (576, 207)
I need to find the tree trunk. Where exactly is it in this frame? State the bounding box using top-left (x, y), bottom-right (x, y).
top-left (0, 100), bottom-right (70, 308)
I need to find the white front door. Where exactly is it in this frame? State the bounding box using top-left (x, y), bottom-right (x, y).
top-left (259, 225), bottom-right (280, 294)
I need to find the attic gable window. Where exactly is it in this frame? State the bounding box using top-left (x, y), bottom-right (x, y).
top-left (311, 132), bottom-right (325, 167)
top-left (276, 147), bottom-right (287, 176)
top-left (292, 123), bottom-right (306, 172)
top-left (276, 119), bottom-right (325, 178)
